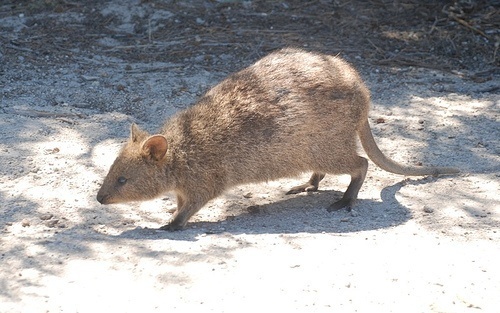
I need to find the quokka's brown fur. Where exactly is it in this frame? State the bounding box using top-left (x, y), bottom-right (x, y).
top-left (96, 48), bottom-right (459, 230)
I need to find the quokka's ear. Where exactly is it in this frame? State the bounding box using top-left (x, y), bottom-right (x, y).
top-left (130, 123), bottom-right (149, 143)
top-left (141, 135), bottom-right (168, 161)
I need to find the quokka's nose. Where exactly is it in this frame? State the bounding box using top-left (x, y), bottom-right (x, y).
top-left (96, 193), bottom-right (109, 204)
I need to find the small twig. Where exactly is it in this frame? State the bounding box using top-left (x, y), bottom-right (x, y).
top-left (428, 18), bottom-right (447, 35)
top-left (125, 65), bottom-right (181, 74)
top-left (493, 40), bottom-right (499, 63)
top-left (148, 18), bottom-right (152, 43)
top-left (4, 108), bottom-right (86, 119)
top-left (62, 1), bottom-right (82, 7)
top-left (104, 40), bottom-right (184, 51)
top-left (375, 57), bottom-right (452, 72)
top-left (449, 13), bottom-right (489, 40)
top-left (367, 38), bottom-right (385, 56)
top-left (5, 44), bottom-right (34, 53)
top-left (476, 85), bottom-right (500, 93)
top-left (231, 28), bottom-right (300, 34)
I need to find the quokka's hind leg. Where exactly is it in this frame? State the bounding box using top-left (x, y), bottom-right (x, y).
top-left (286, 172), bottom-right (325, 195)
top-left (328, 157), bottom-right (368, 212)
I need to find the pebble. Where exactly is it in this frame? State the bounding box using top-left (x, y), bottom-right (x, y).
top-left (45, 219), bottom-right (59, 228)
top-left (82, 75), bottom-right (99, 81)
top-left (423, 206), bottom-right (434, 213)
top-left (432, 84), bottom-right (445, 92)
top-left (246, 205), bottom-right (261, 214)
top-left (40, 213), bottom-right (54, 221)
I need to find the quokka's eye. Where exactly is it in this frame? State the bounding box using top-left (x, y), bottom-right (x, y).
top-left (117, 176), bottom-right (127, 185)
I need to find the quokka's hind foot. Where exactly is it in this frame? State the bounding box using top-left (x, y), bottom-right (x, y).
top-left (286, 172), bottom-right (325, 195)
top-left (327, 198), bottom-right (355, 212)
top-left (159, 221), bottom-right (184, 231)
top-left (286, 183), bottom-right (319, 194)
top-left (327, 157), bottom-right (368, 213)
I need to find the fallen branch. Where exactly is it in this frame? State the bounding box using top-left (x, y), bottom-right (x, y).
top-left (448, 12), bottom-right (489, 40)
top-left (4, 108), bottom-right (86, 119)
top-left (374, 57), bottom-right (453, 73)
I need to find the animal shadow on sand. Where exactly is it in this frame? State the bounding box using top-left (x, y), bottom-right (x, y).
top-left (118, 177), bottom-right (438, 241)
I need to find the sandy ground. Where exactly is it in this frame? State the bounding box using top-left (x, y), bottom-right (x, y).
top-left (1, 1), bottom-right (499, 312)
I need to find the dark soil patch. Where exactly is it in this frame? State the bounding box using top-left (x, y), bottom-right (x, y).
top-left (2, 0), bottom-right (499, 77)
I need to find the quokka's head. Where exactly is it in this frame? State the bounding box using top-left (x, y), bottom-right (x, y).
top-left (96, 123), bottom-right (174, 205)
